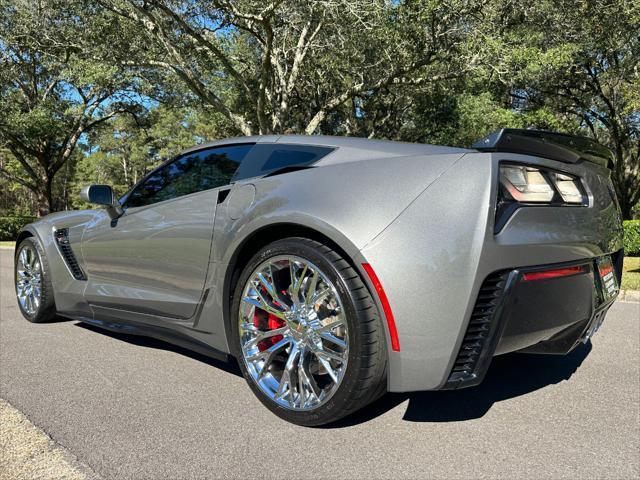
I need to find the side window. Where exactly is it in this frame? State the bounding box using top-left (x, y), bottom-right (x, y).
top-left (233, 144), bottom-right (334, 181)
top-left (125, 144), bottom-right (253, 208)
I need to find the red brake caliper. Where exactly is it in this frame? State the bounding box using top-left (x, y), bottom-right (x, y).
top-left (253, 287), bottom-right (285, 351)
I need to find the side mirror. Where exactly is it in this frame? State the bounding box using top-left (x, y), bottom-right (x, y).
top-left (80, 185), bottom-right (123, 220)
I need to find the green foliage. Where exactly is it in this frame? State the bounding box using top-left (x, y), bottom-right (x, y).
top-left (623, 221), bottom-right (640, 257)
top-left (0, 216), bottom-right (36, 241)
top-left (0, 0), bottom-right (141, 215)
top-left (0, 0), bottom-right (638, 219)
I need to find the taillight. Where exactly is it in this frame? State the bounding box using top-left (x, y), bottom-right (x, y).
top-left (495, 162), bottom-right (588, 233)
top-left (499, 164), bottom-right (586, 205)
top-left (500, 165), bottom-right (555, 202)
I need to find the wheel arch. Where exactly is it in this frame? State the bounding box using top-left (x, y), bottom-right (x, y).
top-left (221, 222), bottom-right (365, 353)
top-left (14, 228), bottom-right (36, 254)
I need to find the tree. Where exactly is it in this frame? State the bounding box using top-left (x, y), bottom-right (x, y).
top-left (0, 0), bottom-right (141, 215)
top-left (96, 0), bottom-right (483, 136)
top-left (74, 104), bottom-right (236, 208)
top-left (476, 0), bottom-right (640, 218)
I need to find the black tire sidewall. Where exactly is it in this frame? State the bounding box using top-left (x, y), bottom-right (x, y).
top-left (231, 238), bottom-right (382, 426)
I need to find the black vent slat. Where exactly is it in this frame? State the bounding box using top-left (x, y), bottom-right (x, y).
top-left (447, 270), bottom-right (508, 383)
top-left (54, 229), bottom-right (87, 280)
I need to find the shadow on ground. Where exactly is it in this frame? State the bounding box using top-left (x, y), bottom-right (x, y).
top-left (331, 342), bottom-right (592, 427)
top-left (75, 322), bottom-right (242, 377)
top-left (73, 320), bottom-right (591, 427)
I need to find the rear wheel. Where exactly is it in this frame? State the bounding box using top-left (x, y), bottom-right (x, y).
top-left (231, 237), bottom-right (387, 426)
top-left (15, 237), bottom-right (56, 323)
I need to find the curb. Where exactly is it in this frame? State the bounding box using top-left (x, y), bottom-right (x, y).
top-left (618, 289), bottom-right (640, 303)
top-left (0, 398), bottom-right (101, 480)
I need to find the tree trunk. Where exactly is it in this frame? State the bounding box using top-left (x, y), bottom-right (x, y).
top-left (35, 176), bottom-right (54, 217)
top-left (618, 188), bottom-right (634, 221)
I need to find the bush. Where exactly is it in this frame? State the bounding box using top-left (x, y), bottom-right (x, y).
top-left (0, 216), bottom-right (36, 241)
top-left (624, 220), bottom-right (640, 256)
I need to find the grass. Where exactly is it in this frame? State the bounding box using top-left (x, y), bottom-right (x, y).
top-left (0, 241), bottom-right (15, 248)
top-left (621, 256), bottom-right (640, 291)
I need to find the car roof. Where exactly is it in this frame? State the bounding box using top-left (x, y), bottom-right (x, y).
top-left (180, 135), bottom-right (471, 160)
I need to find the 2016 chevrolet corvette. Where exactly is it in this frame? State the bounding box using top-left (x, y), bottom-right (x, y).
top-left (14, 129), bottom-right (623, 426)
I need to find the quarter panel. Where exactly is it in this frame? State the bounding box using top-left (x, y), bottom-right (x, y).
top-left (360, 153), bottom-right (493, 392)
top-left (214, 153), bottom-right (466, 264)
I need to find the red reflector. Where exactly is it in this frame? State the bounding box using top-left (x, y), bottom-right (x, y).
top-left (362, 263), bottom-right (400, 352)
top-left (522, 265), bottom-right (587, 281)
top-left (598, 263), bottom-right (613, 277)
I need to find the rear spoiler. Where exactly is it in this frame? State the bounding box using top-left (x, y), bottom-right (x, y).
top-left (472, 129), bottom-right (614, 169)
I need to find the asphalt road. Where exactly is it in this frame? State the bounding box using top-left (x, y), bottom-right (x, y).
top-left (1, 248), bottom-right (639, 480)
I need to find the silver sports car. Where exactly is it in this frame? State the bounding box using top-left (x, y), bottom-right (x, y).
top-left (14, 129), bottom-right (624, 426)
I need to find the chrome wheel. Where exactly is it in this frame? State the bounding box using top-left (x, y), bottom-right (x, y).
top-left (16, 245), bottom-right (42, 316)
top-left (239, 255), bottom-right (349, 411)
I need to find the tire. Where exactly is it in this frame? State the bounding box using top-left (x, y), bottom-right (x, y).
top-left (231, 237), bottom-right (387, 426)
top-left (14, 237), bottom-right (57, 323)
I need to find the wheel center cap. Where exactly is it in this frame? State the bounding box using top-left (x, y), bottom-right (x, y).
top-left (286, 306), bottom-right (315, 340)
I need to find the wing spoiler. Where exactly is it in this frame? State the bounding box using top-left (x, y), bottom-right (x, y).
top-left (472, 129), bottom-right (614, 169)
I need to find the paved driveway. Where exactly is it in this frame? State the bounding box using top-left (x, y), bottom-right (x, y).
top-left (1, 248), bottom-right (639, 479)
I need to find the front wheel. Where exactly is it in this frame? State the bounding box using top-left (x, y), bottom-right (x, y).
top-left (231, 237), bottom-right (387, 426)
top-left (15, 237), bottom-right (56, 323)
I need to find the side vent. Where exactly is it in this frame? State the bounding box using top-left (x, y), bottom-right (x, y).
top-left (446, 270), bottom-right (509, 387)
top-left (54, 229), bottom-right (87, 280)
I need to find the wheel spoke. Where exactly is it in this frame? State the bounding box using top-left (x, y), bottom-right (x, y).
top-left (299, 349), bottom-right (321, 402)
top-left (289, 261), bottom-right (307, 303)
top-left (242, 290), bottom-right (287, 319)
top-left (19, 248), bottom-right (28, 269)
top-left (304, 270), bottom-right (319, 305)
top-left (251, 338), bottom-right (291, 382)
top-left (28, 249), bottom-right (36, 268)
top-left (246, 336), bottom-right (290, 363)
top-left (315, 319), bottom-right (344, 334)
top-left (314, 352), bottom-right (339, 383)
top-left (311, 286), bottom-right (331, 305)
top-left (245, 327), bottom-right (288, 350)
top-left (239, 322), bottom-right (259, 333)
top-left (297, 345), bottom-right (307, 408)
top-left (257, 270), bottom-right (278, 301)
top-left (319, 331), bottom-right (347, 349)
top-left (275, 343), bottom-right (299, 405)
top-left (25, 293), bottom-right (33, 313)
top-left (315, 348), bottom-right (346, 364)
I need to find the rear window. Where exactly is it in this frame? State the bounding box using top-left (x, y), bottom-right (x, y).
top-left (233, 144), bottom-right (334, 181)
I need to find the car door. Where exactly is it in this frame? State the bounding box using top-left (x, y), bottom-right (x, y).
top-left (81, 144), bottom-right (254, 320)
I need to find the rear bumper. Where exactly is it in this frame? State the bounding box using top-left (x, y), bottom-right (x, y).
top-left (444, 250), bottom-right (623, 389)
